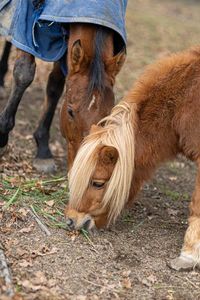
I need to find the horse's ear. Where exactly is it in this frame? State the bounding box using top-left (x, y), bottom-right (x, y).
top-left (105, 47), bottom-right (126, 79)
top-left (70, 40), bottom-right (86, 73)
top-left (99, 146), bottom-right (119, 166)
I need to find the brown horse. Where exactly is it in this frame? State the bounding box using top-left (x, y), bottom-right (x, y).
top-left (65, 46), bottom-right (200, 271)
top-left (0, 24), bottom-right (126, 172)
top-left (60, 24), bottom-right (126, 170)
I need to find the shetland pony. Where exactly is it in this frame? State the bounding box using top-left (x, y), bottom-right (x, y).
top-left (65, 46), bottom-right (200, 271)
top-left (0, 24), bottom-right (125, 172)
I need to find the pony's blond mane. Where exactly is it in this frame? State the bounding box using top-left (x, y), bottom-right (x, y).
top-left (69, 100), bottom-right (137, 224)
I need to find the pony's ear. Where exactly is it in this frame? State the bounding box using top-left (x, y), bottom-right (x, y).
top-left (105, 48), bottom-right (126, 79)
top-left (70, 40), bottom-right (86, 73)
top-left (99, 146), bottom-right (119, 166)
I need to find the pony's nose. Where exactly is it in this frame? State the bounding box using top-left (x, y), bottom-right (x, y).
top-left (65, 213), bottom-right (95, 231)
top-left (82, 218), bottom-right (92, 230)
top-left (66, 217), bottom-right (75, 230)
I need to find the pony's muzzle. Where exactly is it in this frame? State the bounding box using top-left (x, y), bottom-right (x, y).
top-left (66, 217), bottom-right (75, 229)
top-left (65, 212), bottom-right (95, 231)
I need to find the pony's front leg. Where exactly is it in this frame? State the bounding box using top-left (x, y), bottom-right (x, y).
top-left (0, 41), bottom-right (12, 97)
top-left (33, 62), bottom-right (65, 173)
top-left (170, 159), bottom-right (200, 271)
top-left (0, 50), bottom-right (35, 156)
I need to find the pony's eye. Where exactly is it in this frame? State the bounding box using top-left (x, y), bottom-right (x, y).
top-left (67, 107), bottom-right (75, 118)
top-left (91, 181), bottom-right (105, 189)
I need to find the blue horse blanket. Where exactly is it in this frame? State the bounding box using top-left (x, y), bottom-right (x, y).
top-left (0, 0), bottom-right (127, 63)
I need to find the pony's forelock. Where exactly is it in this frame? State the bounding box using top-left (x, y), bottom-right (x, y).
top-left (98, 102), bottom-right (136, 223)
top-left (68, 137), bottom-right (100, 206)
top-left (69, 101), bottom-right (137, 224)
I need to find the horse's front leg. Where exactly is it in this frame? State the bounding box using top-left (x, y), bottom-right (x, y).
top-left (170, 159), bottom-right (200, 271)
top-left (0, 41), bottom-right (12, 97)
top-left (0, 50), bottom-right (35, 156)
top-left (33, 62), bottom-right (65, 173)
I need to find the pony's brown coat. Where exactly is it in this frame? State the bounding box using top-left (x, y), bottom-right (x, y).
top-left (66, 46), bottom-right (200, 269)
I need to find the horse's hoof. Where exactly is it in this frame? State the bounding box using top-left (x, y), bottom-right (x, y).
top-left (0, 86), bottom-right (6, 99)
top-left (33, 158), bottom-right (57, 174)
top-left (169, 255), bottom-right (197, 271)
top-left (0, 145), bottom-right (7, 157)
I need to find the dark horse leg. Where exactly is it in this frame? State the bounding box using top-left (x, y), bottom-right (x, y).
top-left (0, 50), bottom-right (36, 156)
top-left (0, 41), bottom-right (12, 96)
top-left (33, 62), bottom-right (65, 173)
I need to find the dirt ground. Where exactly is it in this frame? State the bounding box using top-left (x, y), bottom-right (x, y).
top-left (1, 0), bottom-right (200, 299)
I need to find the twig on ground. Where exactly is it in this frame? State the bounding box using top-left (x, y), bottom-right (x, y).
top-left (174, 274), bottom-right (199, 289)
top-left (184, 276), bottom-right (199, 289)
top-left (29, 205), bottom-right (51, 236)
top-left (82, 278), bottom-right (121, 294)
top-left (0, 249), bottom-right (14, 297)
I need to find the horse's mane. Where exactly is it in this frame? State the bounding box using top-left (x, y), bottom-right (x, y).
top-left (87, 26), bottom-right (111, 97)
top-left (69, 100), bottom-right (137, 224)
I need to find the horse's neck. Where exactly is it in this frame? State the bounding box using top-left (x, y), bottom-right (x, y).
top-left (69, 24), bottom-right (95, 57)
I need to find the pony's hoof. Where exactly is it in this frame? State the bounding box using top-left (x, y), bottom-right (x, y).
top-left (0, 86), bottom-right (6, 99)
top-left (169, 255), bottom-right (197, 271)
top-left (33, 158), bottom-right (57, 174)
top-left (0, 145), bottom-right (7, 157)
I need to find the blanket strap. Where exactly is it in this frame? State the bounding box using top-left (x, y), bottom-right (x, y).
top-left (32, 0), bottom-right (46, 47)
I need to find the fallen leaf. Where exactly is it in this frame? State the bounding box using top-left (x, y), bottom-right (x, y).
top-left (121, 278), bottom-right (132, 289)
top-left (140, 278), bottom-right (151, 287)
top-left (169, 176), bottom-right (177, 181)
top-left (167, 208), bottom-right (178, 217)
top-left (31, 246), bottom-right (58, 259)
top-left (18, 260), bottom-right (33, 268)
top-left (32, 271), bottom-right (47, 285)
top-left (15, 248), bottom-right (29, 258)
top-left (20, 279), bottom-right (44, 292)
top-left (47, 279), bottom-right (57, 288)
top-left (0, 227), bottom-right (12, 234)
top-left (19, 224), bottom-right (34, 233)
top-left (18, 208), bottom-right (29, 217)
top-left (122, 270), bottom-right (131, 277)
top-left (45, 200), bottom-right (55, 207)
top-left (146, 274), bottom-right (157, 284)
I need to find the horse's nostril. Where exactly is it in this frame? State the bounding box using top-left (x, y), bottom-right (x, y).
top-left (83, 218), bottom-right (91, 230)
top-left (66, 218), bottom-right (74, 228)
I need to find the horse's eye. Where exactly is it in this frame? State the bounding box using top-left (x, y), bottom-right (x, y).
top-left (67, 107), bottom-right (75, 118)
top-left (91, 180), bottom-right (105, 189)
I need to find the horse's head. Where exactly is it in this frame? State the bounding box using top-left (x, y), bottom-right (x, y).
top-left (60, 24), bottom-right (126, 169)
top-left (65, 102), bottom-right (135, 231)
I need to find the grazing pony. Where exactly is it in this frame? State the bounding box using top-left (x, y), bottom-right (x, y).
top-left (65, 46), bottom-right (200, 271)
top-left (0, 24), bottom-right (126, 172)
